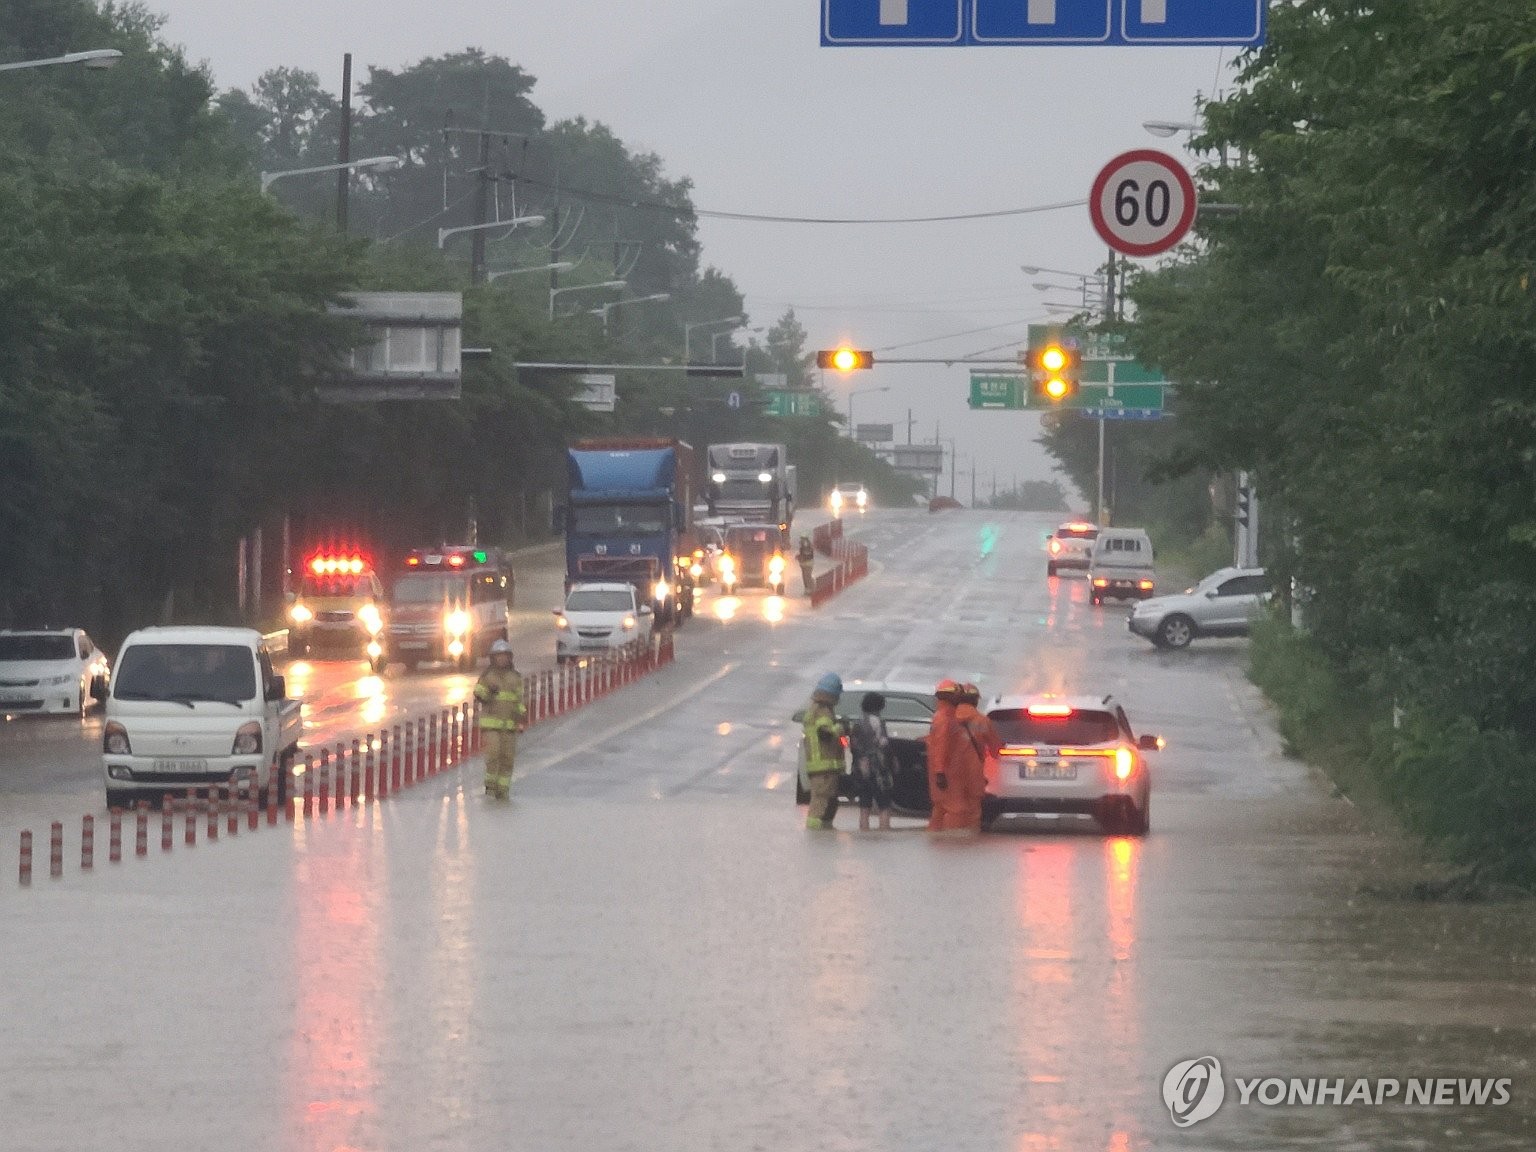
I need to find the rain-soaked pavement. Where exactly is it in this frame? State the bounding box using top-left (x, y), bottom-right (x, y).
top-left (3, 509), bottom-right (1533, 1151)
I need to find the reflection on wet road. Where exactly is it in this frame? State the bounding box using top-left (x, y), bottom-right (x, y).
top-left (3, 511), bottom-right (1533, 1152)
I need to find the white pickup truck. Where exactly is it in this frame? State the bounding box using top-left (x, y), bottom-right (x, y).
top-left (98, 626), bottom-right (301, 808)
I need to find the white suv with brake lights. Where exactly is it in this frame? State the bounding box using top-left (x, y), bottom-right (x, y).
top-left (555, 582), bottom-right (653, 663)
top-left (981, 695), bottom-right (1160, 835)
top-left (1046, 521), bottom-right (1098, 576)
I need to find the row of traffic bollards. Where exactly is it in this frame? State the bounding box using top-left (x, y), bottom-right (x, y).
top-left (15, 633), bottom-right (676, 887)
top-left (809, 539), bottom-right (870, 608)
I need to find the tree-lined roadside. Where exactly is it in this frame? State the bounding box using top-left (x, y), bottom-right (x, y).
top-left (0, 1), bottom-right (916, 642)
top-left (1122, 0), bottom-right (1536, 884)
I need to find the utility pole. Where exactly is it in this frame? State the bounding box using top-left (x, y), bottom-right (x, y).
top-left (906, 407), bottom-right (915, 444)
top-left (335, 53), bottom-right (352, 232)
top-left (469, 130), bottom-right (491, 285)
top-left (1095, 246), bottom-right (1118, 526)
top-left (549, 203), bottom-right (562, 297)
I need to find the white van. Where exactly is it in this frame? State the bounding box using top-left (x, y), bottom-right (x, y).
top-left (1087, 527), bottom-right (1156, 605)
top-left (98, 626), bottom-right (301, 807)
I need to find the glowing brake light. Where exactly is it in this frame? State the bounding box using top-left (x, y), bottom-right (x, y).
top-left (406, 556), bottom-right (421, 566)
top-left (1026, 703), bottom-right (1073, 717)
top-left (1093, 578), bottom-right (1109, 587)
top-left (447, 554), bottom-right (466, 568)
top-left (1138, 580), bottom-right (1155, 591)
top-left (1049, 539), bottom-right (1062, 554)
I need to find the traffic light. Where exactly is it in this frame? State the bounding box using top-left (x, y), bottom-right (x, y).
top-left (1027, 332), bottom-right (1080, 404)
top-left (1235, 483), bottom-right (1253, 529)
top-left (816, 347), bottom-right (874, 372)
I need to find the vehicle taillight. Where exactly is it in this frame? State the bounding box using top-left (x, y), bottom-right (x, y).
top-left (1026, 703), bottom-right (1073, 717)
top-left (1138, 580), bottom-right (1154, 591)
top-left (1093, 578), bottom-right (1109, 587)
top-left (447, 554), bottom-right (466, 568)
top-left (1049, 539), bottom-right (1062, 554)
top-left (1114, 747), bottom-right (1135, 780)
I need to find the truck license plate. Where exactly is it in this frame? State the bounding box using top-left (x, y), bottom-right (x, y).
top-left (153, 759), bottom-right (209, 772)
top-left (397, 641), bottom-right (428, 650)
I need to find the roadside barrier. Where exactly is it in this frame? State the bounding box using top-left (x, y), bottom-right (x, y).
top-left (809, 537), bottom-right (870, 609)
top-left (13, 630), bottom-right (676, 888)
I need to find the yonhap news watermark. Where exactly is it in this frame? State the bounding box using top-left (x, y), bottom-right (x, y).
top-left (1163, 1056), bottom-right (1514, 1128)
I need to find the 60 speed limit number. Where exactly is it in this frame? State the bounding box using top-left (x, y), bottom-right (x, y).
top-left (1089, 150), bottom-right (1198, 258)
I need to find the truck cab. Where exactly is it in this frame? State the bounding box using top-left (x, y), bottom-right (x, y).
top-left (99, 626), bottom-right (301, 808)
top-left (385, 547), bottom-right (512, 672)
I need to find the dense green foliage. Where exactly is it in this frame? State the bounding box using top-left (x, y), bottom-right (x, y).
top-left (1128, 0), bottom-right (1536, 881)
top-left (0, 1), bottom-right (911, 640)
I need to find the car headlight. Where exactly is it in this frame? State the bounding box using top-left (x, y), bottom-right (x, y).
top-left (358, 603), bottom-right (383, 634)
top-left (555, 615), bottom-right (570, 630)
top-left (856, 491), bottom-right (867, 506)
top-left (758, 471), bottom-right (772, 483)
top-left (289, 603), bottom-right (313, 624)
top-left (104, 721), bottom-right (131, 755)
top-left (232, 722), bottom-right (263, 756)
top-left (445, 609), bottom-right (470, 636)
top-left (830, 491), bottom-right (843, 506)
top-left (622, 615), bottom-right (637, 631)
top-left (654, 580), bottom-right (671, 602)
top-left (769, 555), bottom-right (785, 575)
top-left (712, 472), bottom-right (726, 483)
top-left (719, 556), bottom-right (735, 574)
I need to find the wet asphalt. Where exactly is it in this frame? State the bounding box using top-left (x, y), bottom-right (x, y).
top-left (2, 509), bottom-right (1532, 1151)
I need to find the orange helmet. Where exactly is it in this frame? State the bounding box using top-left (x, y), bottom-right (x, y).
top-left (934, 678), bottom-right (962, 699)
top-left (960, 682), bottom-right (981, 703)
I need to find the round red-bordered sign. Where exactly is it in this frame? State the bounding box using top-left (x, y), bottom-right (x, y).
top-left (1089, 150), bottom-right (1198, 258)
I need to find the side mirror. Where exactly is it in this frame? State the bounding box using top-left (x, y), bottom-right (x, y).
top-left (638, 604), bottom-right (653, 615)
top-left (553, 608), bottom-right (564, 615)
top-left (89, 676), bottom-right (108, 703)
top-left (1205, 589), bottom-right (1219, 598)
top-left (1138, 734), bottom-right (1163, 752)
top-left (267, 675), bottom-right (287, 701)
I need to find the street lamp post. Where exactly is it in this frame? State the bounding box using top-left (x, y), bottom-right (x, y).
top-left (847, 386), bottom-right (890, 441)
top-left (260, 155), bottom-right (401, 194)
top-left (591, 293), bottom-right (671, 337)
top-left (487, 261), bottom-right (573, 284)
top-left (548, 280), bottom-right (627, 321)
top-left (710, 326), bottom-right (749, 361)
top-left (684, 316), bottom-right (746, 363)
top-left (0, 49), bottom-right (122, 73)
top-left (437, 215), bottom-right (545, 249)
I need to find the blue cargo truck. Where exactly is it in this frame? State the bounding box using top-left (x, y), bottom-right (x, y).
top-left (556, 437), bottom-right (697, 624)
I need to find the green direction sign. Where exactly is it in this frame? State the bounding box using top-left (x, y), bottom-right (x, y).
top-left (1077, 382), bottom-right (1166, 409)
top-left (968, 373), bottom-right (1026, 409)
top-left (765, 389), bottom-right (821, 418)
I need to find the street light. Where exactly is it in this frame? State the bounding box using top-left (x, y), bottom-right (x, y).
top-left (0, 49), bottom-right (122, 73)
top-left (710, 326), bottom-right (748, 360)
top-left (260, 155), bottom-right (401, 194)
top-left (590, 292), bottom-right (671, 336)
top-left (1143, 120), bottom-right (1201, 138)
top-left (684, 315), bottom-right (746, 363)
top-left (487, 261), bottom-right (573, 283)
top-left (847, 385), bottom-right (890, 440)
top-left (437, 215), bottom-right (545, 249)
top-left (548, 280), bottom-right (627, 320)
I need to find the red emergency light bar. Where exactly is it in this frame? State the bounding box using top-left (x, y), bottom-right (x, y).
top-left (308, 553), bottom-right (368, 576)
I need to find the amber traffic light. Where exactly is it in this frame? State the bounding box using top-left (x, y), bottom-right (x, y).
top-left (1028, 335), bottom-right (1080, 404)
top-left (816, 347), bottom-right (874, 372)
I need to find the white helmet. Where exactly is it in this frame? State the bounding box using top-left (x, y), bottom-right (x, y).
top-left (490, 639), bottom-right (514, 657)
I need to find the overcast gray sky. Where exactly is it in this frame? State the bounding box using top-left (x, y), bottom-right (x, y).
top-left (154, 0), bottom-right (1231, 504)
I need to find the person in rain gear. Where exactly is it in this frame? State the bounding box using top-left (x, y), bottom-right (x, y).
top-left (950, 682), bottom-right (1002, 831)
top-left (473, 639), bottom-right (526, 799)
top-left (849, 691), bottom-right (895, 830)
top-left (796, 536), bottom-right (817, 596)
top-left (802, 672), bottom-right (846, 829)
top-left (926, 679), bottom-right (963, 830)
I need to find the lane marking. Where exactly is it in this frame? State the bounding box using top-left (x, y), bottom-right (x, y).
top-left (514, 662), bottom-right (739, 781)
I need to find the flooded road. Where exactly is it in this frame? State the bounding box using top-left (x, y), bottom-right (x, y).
top-left (2, 510), bottom-right (1532, 1150)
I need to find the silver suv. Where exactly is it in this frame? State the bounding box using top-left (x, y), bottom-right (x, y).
top-left (1128, 567), bottom-right (1269, 649)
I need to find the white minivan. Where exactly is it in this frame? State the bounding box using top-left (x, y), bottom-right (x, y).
top-left (1087, 527), bottom-right (1156, 605)
top-left (99, 626), bottom-right (302, 808)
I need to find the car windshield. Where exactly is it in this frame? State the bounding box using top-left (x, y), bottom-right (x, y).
top-left (113, 644), bottom-right (256, 702)
top-left (0, 635), bottom-right (74, 661)
top-left (726, 528), bottom-right (777, 548)
top-left (989, 708), bottom-right (1121, 747)
top-left (570, 505), bottom-right (668, 536)
top-left (299, 574), bottom-right (371, 598)
top-left (392, 574), bottom-right (465, 604)
top-left (566, 590), bottom-right (634, 613)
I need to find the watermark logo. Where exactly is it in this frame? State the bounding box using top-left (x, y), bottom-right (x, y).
top-left (1164, 1056), bottom-right (1225, 1127)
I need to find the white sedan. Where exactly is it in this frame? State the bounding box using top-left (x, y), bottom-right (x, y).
top-left (0, 629), bottom-right (112, 717)
top-left (555, 583), bottom-right (653, 663)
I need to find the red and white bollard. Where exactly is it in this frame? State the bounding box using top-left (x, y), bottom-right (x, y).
top-left (427, 714), bottom-right (438, 775)
top-left (49, 822), bottom-right (63, 878)
top-left (364, 736), bottom-right (376, 802)
top-left (161, 800), bottom-right (173, 852)
top-left (403, 720), bottom-right (416, 786)
top-left (80, 815), bottom-right (94, 871)
top-left (109, 808), bottom-right (124, 863)
top-left (439, 709), bottom-right (450, 766)
top-left (303, 754), bottom-right (315, 817)
top-left (391, 724), bottom-right (403, 792)
top-left (207, 795), bottom-right (219, 842)
top-left (350, 739), bottom-right (363, 805)
top-left (133, 806), bottom-right (147, 857)
top-left (184, 797), bottom-right (196, 847)
top-left (20, 829), bottom-right (33, 885)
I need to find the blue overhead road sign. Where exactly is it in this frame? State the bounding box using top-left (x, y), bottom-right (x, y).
top-left (822, 0), bottom-right (1264, 45)
top-left (823, 0), bottom-right (964, 44)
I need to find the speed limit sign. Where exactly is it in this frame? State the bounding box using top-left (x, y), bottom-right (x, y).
top-left (1089, 150), bottom-right (1198, 258)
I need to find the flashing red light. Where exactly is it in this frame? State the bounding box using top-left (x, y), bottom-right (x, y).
top-left (1093, 578), bottom-right (1109, 588)
top-left (1026, 703), bottom-right (1074, 718)
top-left (406, 556), bottom-right (420, 566)
top-left (447, 554), bottom-right (466, 568)
top-left (307, 552), bottom-right (370, 576)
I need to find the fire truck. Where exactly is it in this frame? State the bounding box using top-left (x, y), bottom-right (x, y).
top-left (286, 552), bottom-right (387, 671)
top-left (384, 546), bottom-right (514, 672)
